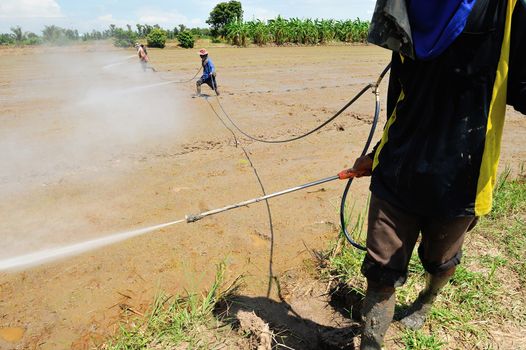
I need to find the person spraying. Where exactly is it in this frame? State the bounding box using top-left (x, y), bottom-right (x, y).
top-left (136, 44), bottom-right (155, 72)
top-left (195, 49), bottom-right (219, 97)
top-left (340, 0), bottom-right (526, 349)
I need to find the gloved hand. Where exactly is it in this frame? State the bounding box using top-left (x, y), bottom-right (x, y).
top-left (338, 155), bottom-right (373, 179)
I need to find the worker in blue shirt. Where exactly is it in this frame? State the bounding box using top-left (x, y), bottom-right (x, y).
top-left (196, 49), bottom-right (219, 96)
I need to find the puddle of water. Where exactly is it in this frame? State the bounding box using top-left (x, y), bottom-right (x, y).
top-left (0, 327), bottom-right (25, 342)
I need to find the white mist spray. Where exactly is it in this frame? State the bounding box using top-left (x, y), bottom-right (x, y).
top-left (0, 219), bottom-right (185, 272)
top-left (102, 55), bottom-right (137, 69)
top-left (1, 47), bottom-right (196, 265)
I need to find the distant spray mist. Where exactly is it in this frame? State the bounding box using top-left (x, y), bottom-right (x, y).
top-left (0, 46), bottom-right (196, 263)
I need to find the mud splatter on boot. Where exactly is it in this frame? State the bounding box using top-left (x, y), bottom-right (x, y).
top-left (400, 268), bottom-right (455, 330)
top-left (399, 292), bottom-right (435, 330)
top-left (360, 286), bottom-right (396, 350)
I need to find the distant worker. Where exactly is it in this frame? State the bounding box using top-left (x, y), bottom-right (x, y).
top-left (196, 49), bottom-right (219, 97)
top-left (137, 44), bottom-right (155, 72)
top-left (340, 0), bottom-right (526, 349)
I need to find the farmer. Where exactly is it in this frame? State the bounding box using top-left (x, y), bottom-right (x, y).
top-left (137, 44), bottom-right (155, 72)
top-left (341, 1), bottom-right (526, 349)
top-left (196, 49), bottom-right (219, 96)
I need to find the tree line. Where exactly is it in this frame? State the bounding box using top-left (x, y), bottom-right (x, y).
top-left (0, 1), bottom-right (370, 48)
top-left (0, 24), bottom-right (210, 47)
top-left (225, 17), bottom-right (369, 46)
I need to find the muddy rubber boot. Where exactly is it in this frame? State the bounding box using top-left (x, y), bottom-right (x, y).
top-left (360, 284), bottom-right (396, 350)
top-left (400, 267), bottom-right (455, 330)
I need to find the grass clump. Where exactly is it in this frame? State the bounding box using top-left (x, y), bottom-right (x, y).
top-left (402, 330), bottom-right (444, 350)
top-left (481, 167), bottom-right (526, 284)
top-left (101, 263), bottom-right (243, 350)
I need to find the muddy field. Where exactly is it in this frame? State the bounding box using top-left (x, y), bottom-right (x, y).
top-left (0, 44), bottom-right (525, 349)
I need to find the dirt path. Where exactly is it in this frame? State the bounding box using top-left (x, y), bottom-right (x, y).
top-left (0, 45), bottom-right (524, 349)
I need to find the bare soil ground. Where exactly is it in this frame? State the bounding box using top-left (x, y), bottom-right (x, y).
top-left (0, 44), bottom-right (524, 349)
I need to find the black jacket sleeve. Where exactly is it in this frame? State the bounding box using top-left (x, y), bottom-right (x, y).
top-left (507, 1), bottom-right (526, 114)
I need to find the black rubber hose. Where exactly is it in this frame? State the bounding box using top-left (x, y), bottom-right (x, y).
top-left (340, 63), bottom-right (391, 250)
top-left (214, 83), bottom-right (374, 144)
top-left (209, 62), bottom-right (391, 250)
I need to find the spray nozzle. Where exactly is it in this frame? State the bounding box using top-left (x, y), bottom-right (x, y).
top-left (185, 214), bottom-right (203, 223)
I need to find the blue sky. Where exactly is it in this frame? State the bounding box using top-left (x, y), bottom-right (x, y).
top-left (0, 0), bottom-right (376, 34)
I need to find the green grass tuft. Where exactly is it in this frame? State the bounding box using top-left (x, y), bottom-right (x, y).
top-left (402, 330), bottom-right (444, 350)
top-left (101, 263), bottom-right (243, 350)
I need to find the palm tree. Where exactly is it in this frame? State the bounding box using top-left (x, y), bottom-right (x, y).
top-left (10, 26), bottom-right (25, 42)
top-left (42, 25), bottom-right (62, 42)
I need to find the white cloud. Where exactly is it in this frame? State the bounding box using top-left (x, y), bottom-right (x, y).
top-left (96, 14), bottom-right (132, 28)
top-left (0, 0), bottom-right (63, 18)
top-left (97, 14), bottom-right (114, 22)
top-left (137, 8), bottom-right (204, 27)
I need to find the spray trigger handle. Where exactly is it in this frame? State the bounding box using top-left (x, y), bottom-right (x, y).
top-left (338, 168), bottom-right (358, 180)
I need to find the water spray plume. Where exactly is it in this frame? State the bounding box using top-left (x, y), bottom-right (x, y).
top-left (102, 55), bottom-right (137, 69)
top-left (0, 219), bottom-right (185, 272)
top-left (120, 81), bottom-right (175, 94)
top-left (0, 171), bottom-right (348, 272)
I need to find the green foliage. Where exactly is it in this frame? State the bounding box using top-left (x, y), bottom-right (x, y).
top-left (317, 19), bottom-right (336, 44)
top-left (334, 19), bottom-right (369, 43)
top-left (268, 15), bottom-right (289, 45)
top-left (402, 331), bottom-right (444, 350)
top-left (146, 28), bottom-right (167, 48)
top-left (22, 32), bottom-right (42, 45)
top-left (177, 31), bottom-right (195, 49)
top-left (480, 166), bottom-right (526, 283)
top-left (225, 20), bottom-right (249, 46)
top-left (247, 20), bottom-right (271, 46)
top-left (488, 167), bottom-right (526, 219)
top-left (223, 16), bottom-right (370, 46)
top-left (103, 263), bottom-right (242, 349)
top-left (0, 33), bottom-right (15, 45)
top-left (1, 16), bottom-right (369, 48)
top-left (136, 23), bottom-right (153, 38)
top-left (41, 25), bottom-right (79, 44)
top-left (207, 0), bottom-right (243, 37)
top-left (113, 27), bottom-right (137, 48)
top-left (0, 27), bottom-right (40, 45)
top-left (82, 29), bottom-right (111, 41)
top-left (10, 26), bottom-right (24, 42)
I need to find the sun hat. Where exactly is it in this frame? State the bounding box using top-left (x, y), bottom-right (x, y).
top-left (198, 48), bottom-right (208, 56)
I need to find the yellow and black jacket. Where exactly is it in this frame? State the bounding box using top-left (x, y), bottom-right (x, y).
top-left (371, 0), bottom-right (526, 217)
